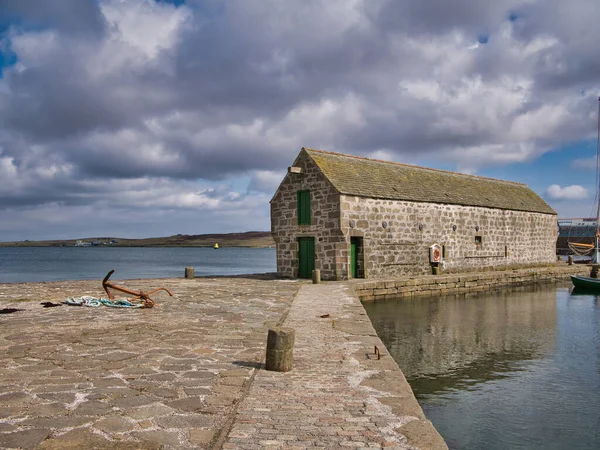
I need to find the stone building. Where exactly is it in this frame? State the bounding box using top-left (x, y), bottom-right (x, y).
top-left (270, 148), bottom-right (557, 280)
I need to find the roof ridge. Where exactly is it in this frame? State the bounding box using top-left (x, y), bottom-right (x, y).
top-left (302, 147), bottom-right (528, 187)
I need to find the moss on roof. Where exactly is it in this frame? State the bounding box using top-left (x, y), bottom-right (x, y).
top-left (304, 148), bottom-right (556, 215)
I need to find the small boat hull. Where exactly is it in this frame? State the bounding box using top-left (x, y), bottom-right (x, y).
top-left (571, 275), bottom-right (600, 291)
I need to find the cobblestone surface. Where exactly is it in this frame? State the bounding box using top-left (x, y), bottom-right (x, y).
top-left (0, 276), bottom-right (300, 449)
top-left (223, 283), bottom-right (446, 450)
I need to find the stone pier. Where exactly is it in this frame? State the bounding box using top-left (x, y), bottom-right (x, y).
top-left (0, 264), bottom-right (588, 449)
top-left (223, 283), bottom-right (445, 449)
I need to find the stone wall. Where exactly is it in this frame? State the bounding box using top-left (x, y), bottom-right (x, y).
top-left (353, 265), bottom-right (588, 301)
top-left (341, 195), bottom-right (557, 279)
top-left (271, 151), bottom-right (344, 279)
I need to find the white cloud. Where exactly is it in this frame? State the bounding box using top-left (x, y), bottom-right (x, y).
top-left (572, 156), bottom-right (597, 170)
top-left (248, 170), bottom-right (286, 193)
top-left (3, 0), bottom-right (600, 238)
top-left (545, 184), bottom-right (589, 200)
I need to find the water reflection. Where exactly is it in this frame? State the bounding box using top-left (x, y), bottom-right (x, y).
top-left (368, 286), bottom-right (557, 396)
top-left (364, 285), bottom-right (600, 450)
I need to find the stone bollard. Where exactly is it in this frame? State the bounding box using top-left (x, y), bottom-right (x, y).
top-left (184, 267), bottom-right (194, 279)
top-left (312, 269), bottom-right (321, 284)
top-left (568, 256), bottom-right (573, 266)
top-left (265, 327), bottom-right (295, 372)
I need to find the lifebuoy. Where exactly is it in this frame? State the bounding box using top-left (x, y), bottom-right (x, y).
top-left (432, 248), bottom-right (441, 262)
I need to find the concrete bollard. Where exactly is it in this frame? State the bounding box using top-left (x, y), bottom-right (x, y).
top-left (265, 327), bottom-right (295, 372)
top-left (568, 256), bottom-right (573, 266)
top-left (312, 269), bottom-right (321, 284)
top-left (184, 267), bottom-right (194, 279)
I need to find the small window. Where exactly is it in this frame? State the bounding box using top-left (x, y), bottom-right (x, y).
top-left (475, 235), bottom-right (482, 244)
top-left (297, 190), bottom-right (311, 225)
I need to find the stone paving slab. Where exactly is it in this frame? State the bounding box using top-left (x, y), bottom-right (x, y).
top-left (223, 283), bottom-right (447, 450)
top-left (0, 276), bottom-right (300, 449)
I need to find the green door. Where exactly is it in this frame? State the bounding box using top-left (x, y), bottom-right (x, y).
top-left (351, 237), bottom-right (358, 278)
top-left (298, 237), bottom-right (315, 279)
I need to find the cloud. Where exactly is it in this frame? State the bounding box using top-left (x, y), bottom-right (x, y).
top-left (1, 0), bottom-right (600, 239)
top-left (248, 170), bottom-right (286, 194)
top-left (545, 184), bottom-right (589, 200)
top-left (572, 156), bottom-right (597, 170)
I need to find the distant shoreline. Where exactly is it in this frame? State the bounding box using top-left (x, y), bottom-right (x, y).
top-left (0, 231), bottom-right (275, 249)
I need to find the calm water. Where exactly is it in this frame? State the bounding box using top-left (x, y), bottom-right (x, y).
top-left (364, 285), bottom-right (600, 450)
top-left (0, 247), bottom-right (276, 283)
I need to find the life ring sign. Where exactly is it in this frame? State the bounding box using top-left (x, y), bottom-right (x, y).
top-left (429, 244), bottom-right (442, 263)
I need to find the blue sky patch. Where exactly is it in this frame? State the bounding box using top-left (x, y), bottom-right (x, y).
top-left (0, 48), bottom-right (17, 78)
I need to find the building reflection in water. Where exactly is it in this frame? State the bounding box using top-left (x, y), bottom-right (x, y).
top-left (364, 285), bottom-right (558, 396)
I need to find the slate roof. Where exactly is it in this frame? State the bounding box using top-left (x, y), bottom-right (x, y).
top-left (304, 148), bottom-right (556, 215)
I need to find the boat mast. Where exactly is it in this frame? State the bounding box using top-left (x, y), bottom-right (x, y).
top-left (595, 96), bottom-right (600, 264)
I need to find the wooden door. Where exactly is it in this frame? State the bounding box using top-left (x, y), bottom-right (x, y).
top-left (298, 237), bottom-right (315, 279)
top-left (351, 237), bottom-right (358, 278)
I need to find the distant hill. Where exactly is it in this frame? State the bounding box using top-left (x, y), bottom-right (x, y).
top-left (0, 231), bottom-right (275, 248)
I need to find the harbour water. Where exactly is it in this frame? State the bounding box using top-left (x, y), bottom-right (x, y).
top-left (364, 285), bottom-right (600, 450)
top-left (0, 247), bottom-right (276, 283)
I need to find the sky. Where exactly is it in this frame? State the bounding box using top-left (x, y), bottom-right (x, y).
top-left (1, 0), bottom-right (600, 241)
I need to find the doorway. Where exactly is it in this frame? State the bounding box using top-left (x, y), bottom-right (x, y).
top-left (350, 237), bottom-right (364, 278)
top-left (298, 237), bottom-right (315, 279)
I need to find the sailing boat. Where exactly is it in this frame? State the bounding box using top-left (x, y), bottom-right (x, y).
top-left (571, 97), bottom-right (600, 290)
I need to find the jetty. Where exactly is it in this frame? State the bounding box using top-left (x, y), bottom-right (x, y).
top-left (0, 264), bottom-right (587, 449)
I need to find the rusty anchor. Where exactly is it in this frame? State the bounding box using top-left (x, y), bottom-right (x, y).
top-left (102, 269), bottom-right (173, 308)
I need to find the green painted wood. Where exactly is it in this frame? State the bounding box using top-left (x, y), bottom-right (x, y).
top-left (351, 237), bottom-right (357, 279)
top-left (297, 190), bottom-right (311, 225)
top-left (298, 237), bottom-right (315, 279)
top-left (571, 275), bottom-right (600, 291)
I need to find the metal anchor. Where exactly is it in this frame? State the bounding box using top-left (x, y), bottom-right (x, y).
top-left (102, 269), bottom-right (173, 308)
